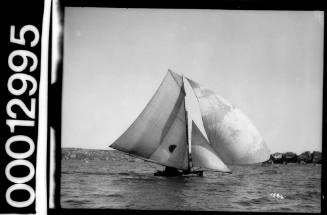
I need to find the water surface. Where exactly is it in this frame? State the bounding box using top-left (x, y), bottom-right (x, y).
top-left (61, 153), bottom-right (321, 212)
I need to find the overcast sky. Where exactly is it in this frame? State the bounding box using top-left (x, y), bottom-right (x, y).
top-left (62, 8), bottom-right (323, 154)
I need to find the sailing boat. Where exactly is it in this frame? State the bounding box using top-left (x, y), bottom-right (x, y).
top-left (110, 70), bottom-right (270, 176)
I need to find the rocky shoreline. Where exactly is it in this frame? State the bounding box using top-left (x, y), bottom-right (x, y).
top-left (62, 147), bottom-right (322, 165)
top-left (262, 151), bottom-right (322, 165)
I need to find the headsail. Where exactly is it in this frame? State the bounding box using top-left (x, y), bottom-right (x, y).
top-left (186, 78), bottom-right (270, 164)
top-left (191, 121), bottom-right (231, 172)
top-left (183, 76), bottom-right (230, 172)
top-left (110, 71), bottom-right (189, 170)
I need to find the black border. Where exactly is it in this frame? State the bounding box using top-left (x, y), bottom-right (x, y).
top-left (63, 0), bottom-right (324, 10)
top-left (0, 0), bottom-right (45, 213)
top-left (49, 0), bottom-right (64, 210)
top-left (49, 1), bottom-right (326, 215)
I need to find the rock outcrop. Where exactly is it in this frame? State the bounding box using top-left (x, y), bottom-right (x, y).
top-left (283, 152), bottom-right (298, 163)
top-left (311, 151), bottom-right (322, 164)
top-left (297, 151), bottom-right (312, 164)
top-left (270, 152), bottom-right (283, 164)
top-left (263, 151), bottom-right (322, 165)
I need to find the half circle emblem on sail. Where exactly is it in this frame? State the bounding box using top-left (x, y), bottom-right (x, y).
top-left (187, 78), bottom-right (270, 165)
top-left (191, 121), bottom-right (231, 173)
top-left (110, 71), bottom-right (189, 170)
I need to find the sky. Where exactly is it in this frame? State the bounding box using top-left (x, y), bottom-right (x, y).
top-left (62, 8), bottom-right (324, 154)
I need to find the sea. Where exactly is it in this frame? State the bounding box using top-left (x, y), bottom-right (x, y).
top-left (61, 151), bottom-right (321, 212)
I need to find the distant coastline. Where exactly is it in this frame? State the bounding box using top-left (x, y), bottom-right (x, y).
top-left (61, 147), bottom-right (322, 165)
top-left (263, 151), bottom-right (322, 165)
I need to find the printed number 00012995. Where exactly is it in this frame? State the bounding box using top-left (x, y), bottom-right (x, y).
top-left (5, 25), bottom-right (40, 208)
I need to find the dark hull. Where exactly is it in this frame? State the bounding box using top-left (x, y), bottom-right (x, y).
top-left (154, 170), bottom-right (203, 177)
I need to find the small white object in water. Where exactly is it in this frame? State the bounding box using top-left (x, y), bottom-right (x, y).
top-left (270, 193), bottom-right (285, 199)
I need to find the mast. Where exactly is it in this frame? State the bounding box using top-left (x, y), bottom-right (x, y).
top-left (182, 75), bottom-right (192, 172)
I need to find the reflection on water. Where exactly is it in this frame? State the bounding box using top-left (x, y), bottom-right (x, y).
top-left (61, 159), bottom-right (321, 212)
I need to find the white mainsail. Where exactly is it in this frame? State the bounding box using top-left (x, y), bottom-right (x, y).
top-left (110, 70), bottom-right (270, 172)
top-left (110, 71), bottom-right (189, 170)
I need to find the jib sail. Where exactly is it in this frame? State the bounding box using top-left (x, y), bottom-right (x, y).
top-left (191, 121), bottom-right (231, 172)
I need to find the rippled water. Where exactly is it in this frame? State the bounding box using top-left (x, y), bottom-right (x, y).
top-left (61, 156), bottom-right (321, 212)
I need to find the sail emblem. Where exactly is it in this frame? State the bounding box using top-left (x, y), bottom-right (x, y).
top-left (169, 145), bottom-right (177, 153)
top-left (110, 70), bottom-right (270, 173)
